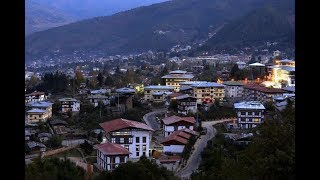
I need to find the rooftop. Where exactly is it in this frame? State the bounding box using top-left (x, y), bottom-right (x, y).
top-left (25, 91), bottom-right (45, 96)
top-left (161, 130), bottom-right (192, 145)
top-left (268, 65), bottom-right (295, 72)
top-left (162, 115), bottom-right (195, 125)
top-left (116, 88), bottom-right (135, 94)
top-left (90, 89), bottom-right (108, 94)
top-left (234, 101), bottom-right (265, 110)
top-left (161, 74), bottom-right (194, 79)
top-left (280, 59), bottom-right (295, 63)
top-left (176, 94), bottom-right (195, 100)
top-left (244, 84), bottom-right (286, 93)
top-left (249, 62), bottom-right (265, 67)
top-left (282, 86), bottom-right (295, 93)
top-left (169, 70), bottom-right (187, 74)
top-left (190, 81), bottom-right (225, 88)
top-left (27, 101), bottom-right (53, 108)
top-left (144, 85), bottom-right (174, 90)
top-left (59, 98), bottom-right (78, 102)
top-left (27, 108), bottom-right (47, 113)
top-left (87, 94), bottom-right (109, 99)
top-left (100, 118), bottom-right (154, 133)
top-left (94, 142), bottom-right (130, 156)
top-left (236, 61), bottom-right (246, 65)
top-left (223, 81), bottom-right (244, 86)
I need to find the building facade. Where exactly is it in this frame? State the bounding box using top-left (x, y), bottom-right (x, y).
top-left (243, 84), bottom-right (286, 103)
top-left (176, 94), bottom-right (197, 115)
top-left (95, 142), bottom-right (130, 171)
top-left (26, 109), bottom-right (50, 123)
top-left (100, 118), bottom-right (154, 159)
top-left (26, 101), bottom-right (53, 119)
top-left (234, 101), bottom-right (265, 129)
top-left (162, 115), bottom-right (195, 137)
top-left (162, 70), bottom-right (194, 92)
top-left (25, 91), bottom-right (47, 103)
top-left (59, 98), bottom-right (80, 113)
top-left (223, 81), bottom-right (244, 98)
top-left (190, 81), bottom-right (225, 104)
top-left (88, 94), bottom-right (110, 107)
top-left (144, 85), bottom-right (174, 102)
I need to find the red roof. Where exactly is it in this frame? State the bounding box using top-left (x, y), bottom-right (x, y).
top-left (159, 155), bottom-right (181, 163)
top-left (244, 84), bottom-right (286, 94)
top-left (26, 91), bottom-right (45, 96)
top-left (181, 128), bottom-right (199, 136)
top-left (162, 115), bottom-right (195, 125)
top-left (168, 93), bottom-right (182, 98)
top-left (99, 118), bottom-right (154, 133)
top-left (161, 130), bottom-right (191, 145)
top-left (94, 142), bottom-right (130, 156)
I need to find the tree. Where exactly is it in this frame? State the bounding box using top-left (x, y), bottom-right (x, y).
top-left (97, 73), bottom-right (104, 87)
top-left (47, 135), bottom-right (63, 148)
top-left (169, 100), bottom-right (178, 112)
top-left (75, 70), bottom-right (84, 85)
top-left (52, 101), bottom-right (61, 115)
top-left (104, 76), bottom-right (114, 86)
top-left (97, 132), bottom-right (104, 142)
top-left (25, 157), bottom-right (85, 180)
top-left (80, 140), bottom-right (93, 155)
top-left (230, 64), bottom-right (240, 79)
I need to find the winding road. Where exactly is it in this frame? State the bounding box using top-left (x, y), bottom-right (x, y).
top-left (143, 108), bottom-right (167, 131)
top-left (175, 119), bottom-right (234, 179)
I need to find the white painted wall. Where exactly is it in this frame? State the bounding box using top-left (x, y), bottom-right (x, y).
top-left (121, 130), bottom-right (151, 159)
top-left (163, 145), bottom-right (185, 153)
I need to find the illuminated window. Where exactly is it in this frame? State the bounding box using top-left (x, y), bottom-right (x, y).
top-left (111, 138), bottom-right (115, 143)
top-left (129, 138), bottom-right (133, 143)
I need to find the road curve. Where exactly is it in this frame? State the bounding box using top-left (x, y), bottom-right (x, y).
top-left (175, 119), bottom-right (233, 179)
top-left (143, 108), bottom-right (167, 131)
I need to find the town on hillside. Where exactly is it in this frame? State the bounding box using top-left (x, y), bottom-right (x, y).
top-left (25, 48), bottom-right (295, 178)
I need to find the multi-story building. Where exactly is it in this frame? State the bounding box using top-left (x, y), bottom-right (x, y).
top-left (99, 118), bottom-right (154, 159)
top-left (190, 81), bottom-right (225, 104)
top-left (234, 101), bottom-right (265, 129)
top-left (176, 94), bottom-right (197, 115)
top-left (58, 98), bottom-right (80, 113)
top-left (162, 115), bottom-right (195, 137)
top-left (26, 101), bottom-right (53, 119)
top-left (25, 91), bottom-right (47, 103)
top-left (94, 142), bottom-right (130, 171)
top-left (223, 81), bottom-right (244, 98)
top-left (87, 94), bottom-right (110, 107)
top-left (115, 88), bottom-right (135, 111)
top-left (144, 85), bottom-right (174, 102)
top-left (162, 70), bottom-right (194, 92)
top-left (268, 64), bottom-right (295, 88)
top-left (243, 84), bottom-right (286, 103)
top-left (26, 109), bottom-right (51, 123)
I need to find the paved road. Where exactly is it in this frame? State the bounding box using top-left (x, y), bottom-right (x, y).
top-left (143, 108), bottom-right (167, 131)
top-left (175, 119), bottom-right (234, 179)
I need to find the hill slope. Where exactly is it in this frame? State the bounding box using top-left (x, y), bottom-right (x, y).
top-left (202, 0), bottom-right (295, 49)
top-left (25, 0), bottom-right (269, 61)
top-left (33, 0), bottom-right (169, 20)
top-left (25, 0), bottom-right (75, 36)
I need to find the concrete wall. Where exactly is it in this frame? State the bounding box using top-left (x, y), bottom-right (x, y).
top-left (163, 145), bottom-right (185, 153)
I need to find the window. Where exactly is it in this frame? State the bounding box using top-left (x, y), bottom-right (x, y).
top-left (142, 145), bottom-right (146, 151)
top-left (136, 152), bottom-right (139, 157)
top-left (142, 152), bottom-right (146, 156)
top-left (136, 145), bottom-right (140, 151)
top-left (129, 138), bottom-right (133, 143)
top-left (120, 156), bottom-right (125, 163)
top-left (111, 138), bottom-right (115, 143)
top-left (124, 145), bottom-right (129, 150)
top-left (120, 138), bottom-right (124, 143)
top-left (136, 137), bottom-right (140, 143)
top-left (143, 137), bottom-right (146, 143)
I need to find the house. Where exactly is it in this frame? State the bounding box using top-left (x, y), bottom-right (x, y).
top-left (99, 118), bottom-right (154, 159)
top-left (26, 101), bottom-right (53, 119)
top-left (161, 70), bottom-right (194, 92)
top-left (94, 142), bottom-right (130, 171)
top-left (37, 133), bottom-right (52, 143)
top-left (26, 109), bottom-right (50, 123)
top-left (26, 141), bottom-right (46, 154)
top-left (161, 129), bottom-right (197, 153)
top-left (157, 155), bottom-right (181, 171)
top-left (115, 88), bottom-right (135, 111)
top-left (25, 91), bottom-right (46, 103)
top-left (223, 81), bottom-right (244, 98)
top-left (58, 98), bottom-right (81, 113)
top-left (176, 94), bottom-right (197, 115)
top-left (190, 81), bottom-right (225, 104)
top-left (90, 89), bottom-right (110, 95)
top-left (273, 94), bottom-right (295, 111)
top-left (234, 101), bottom-right (265, 129)
top-left (236, 61), bottom-right (247, 69)
top-left (144, 85), bottom-right (174, 102)
top-left (49, 120), bottom-right (68, 135)
top-left (243, 84), bottom-right (286, 103)
top-left (162, 115), bottom-right (195, 137)
top-left (87, 94), bottom-right (110, 107)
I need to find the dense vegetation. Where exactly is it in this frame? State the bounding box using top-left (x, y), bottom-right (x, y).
top-left (26, 0), bottom-right (267, 60)
top-left (95, 156), bottom-right (178, 180)
top-left (25, 157), bottom-right (86, 180)
top-left (192, 102), bottom-right (295, 179)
